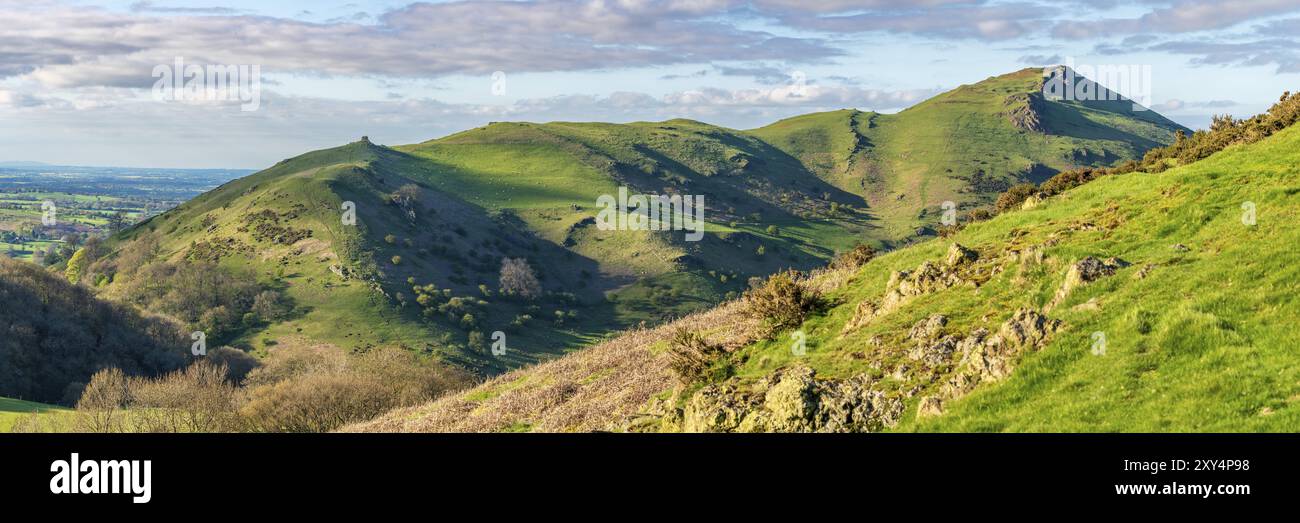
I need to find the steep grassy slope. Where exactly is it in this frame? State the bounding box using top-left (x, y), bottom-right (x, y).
top-left (752, 68), bottom-right (1188, 240)
top-left (91, 140), bottom-right (619, 372)
top-left (350, 119), bottom-right (1298, 433)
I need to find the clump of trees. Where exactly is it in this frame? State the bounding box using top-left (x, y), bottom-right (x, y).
top-left (110, 261), bottom-right (268, 341)
top-left (75, 361), bottom-right (243, 433)
top-left (70, 344), bottom-right (472, 433)
top-left (0, 258), bottom-right (188, 404)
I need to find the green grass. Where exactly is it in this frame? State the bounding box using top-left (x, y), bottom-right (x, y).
top-left (0, 397), bottom-right (74, 432)
top-left (725, 123), bottom-right (1300, 432)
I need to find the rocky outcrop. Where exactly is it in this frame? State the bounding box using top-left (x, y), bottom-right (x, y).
top-left (682, 366), bottom-right (904, 433)
top-left (842, 244), bottom-right (984, 335)
top-left (917, 396), bottom-right (944, 418)
top-left (1004, 92), bottom-right (1048, 133)
top-left (1047, 256), bottom-right (1128, 310)
top-left (944, 308), bottom-right (1061, 397)
top-left (906, 314), bottom-right (959, 367)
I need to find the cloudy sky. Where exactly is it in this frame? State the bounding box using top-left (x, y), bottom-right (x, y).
top-left (1, 0), bottom-right (1297, 168)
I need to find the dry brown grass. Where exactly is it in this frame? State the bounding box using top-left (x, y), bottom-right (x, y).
top-left (342, 299), bottom-right (763, 432)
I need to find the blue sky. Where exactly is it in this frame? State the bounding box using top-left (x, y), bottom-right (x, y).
top-left (1, 0), bottom-right (1298, 168)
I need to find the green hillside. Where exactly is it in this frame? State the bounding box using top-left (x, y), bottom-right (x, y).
top-left (751, 67), bottom-right (1188, 240)
top-left (76, 67), bottom-right (1183, 381)
top-left (349, 98), bottom-right (1298, 433)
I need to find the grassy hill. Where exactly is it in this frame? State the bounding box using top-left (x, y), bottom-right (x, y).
top-left (77, 67), bottom-right (1184, 380)
top-left (349, 104), bottom-right (1298, 433)
top-left (751, 67), bottom-right (1187, 240)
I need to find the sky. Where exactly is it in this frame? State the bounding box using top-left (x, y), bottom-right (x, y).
top-left (0, 0), bottom-right (1297, 169)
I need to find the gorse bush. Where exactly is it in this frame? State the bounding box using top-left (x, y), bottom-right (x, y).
top-left (995, 183), bottom-right (1039, 214)
top-left (667, 328), bottom-right (726, 383)
top-left (831, 243), bottom-right (876, 270)
top-left (742, 270), bottom-right (823, 338)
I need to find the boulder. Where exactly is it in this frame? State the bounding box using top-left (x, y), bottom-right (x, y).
top-left (685, 366), bottom-right (903, 433)
top-left (1048, 256), bottom-right (1127, 310)
top-left (917, 396), bottom-right (944, 418)
top-left (944, 243), bottom-right (979, 268)
top-left (908, 314), bottom-right (949, 341)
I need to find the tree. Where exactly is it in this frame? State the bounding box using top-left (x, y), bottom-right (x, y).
top-left (74, 368), bottom-right (130, 433)
top-left (64, 247), bottom-right (89, 284)
top-left (391, 184), bottom-right (421, 221)
top-left (251, 290), bottom-right (291, 322)
top-left (499, 257), bottom-right (541, 299)
top-left (107, 210), bottom-right (130, 232)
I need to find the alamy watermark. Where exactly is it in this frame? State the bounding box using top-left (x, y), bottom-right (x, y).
top-left (1043, 57), bottom-right (1151, 111)
top-left (595, 187), bottom-right (705, 242)
top-left (41, 200), bottom-right (57, 226)
top-left (50, 453), bottom-right (152, 504)
top-left (1091, 331), bottom-right (1107, 356)
top-left (152, 57), bottom-right (261, 111)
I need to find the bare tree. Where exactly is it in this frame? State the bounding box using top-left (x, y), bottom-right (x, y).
top-left (391, 184), bottom-right (421, 221)
top-left (74, 368), bottom-right (130, 433)
top-left (499, 257), bottom-right (542, 299)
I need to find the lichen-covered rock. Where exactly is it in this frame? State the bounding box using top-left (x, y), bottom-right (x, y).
top-left (841, 300), bottom-right (879, 335)
top-left (682, 383), bottom-right (758, 433)
top-left (738, 366), bottom-right (819, 432)
top-left (909, 335), bottom-right (959, 367)
top-left (945, 243), bottom-right (979, 268)
top-left (908, 314), bottom-right (948, 341)
top-left (961, 308), bottom-right (1061, 382)
top-left (917, 396), bottom-right (944, 418)
top-left (683, 366), bottom-right (903, 433)
top-left (1048, 256), bottom-right (1127, 310)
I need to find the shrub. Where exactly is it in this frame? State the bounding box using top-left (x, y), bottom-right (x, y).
top-left (667, 329), bottom-right (726, 383)
top-left (831, 243), bottom-right (876, 270)
top-left (239, 346), bottom-right (469, 432)
top-left (995, 183), bottom-right (1038, 213)
top-left (124, 361), bottom-right (245, 433)
top-left (251, 290), bottom-right (292, 322)
top-left (207, 346), bottom-right (261, 383)
top-left (742, 270), bottom-right (823, 338)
